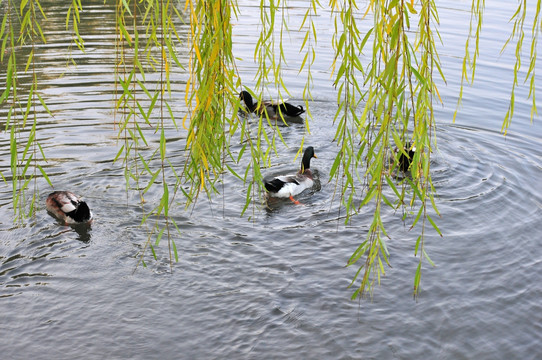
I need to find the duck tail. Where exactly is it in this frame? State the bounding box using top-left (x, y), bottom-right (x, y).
top-left (264, 178), bottom-right (285, 193)
top-left (279, 102), bottom-right (305, 117)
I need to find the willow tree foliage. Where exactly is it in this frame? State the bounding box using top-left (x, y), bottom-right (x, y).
top-left (1, 0), bottom-right (539, 298)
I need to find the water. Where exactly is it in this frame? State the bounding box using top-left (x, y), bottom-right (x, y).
top-left (1, 1), bottom-right (542, 359)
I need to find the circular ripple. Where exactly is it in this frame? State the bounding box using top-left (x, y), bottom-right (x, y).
top-left (429, 124), bottom-right (541, 237)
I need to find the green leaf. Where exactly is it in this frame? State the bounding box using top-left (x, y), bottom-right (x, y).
top-left (225, 164), bottom-right (243, 181)
top-left (423, 249), bottom-right (435, 267)
top-left (410, 65), bottom-right (427, 87)
top-left (329, 151), bottom-right (342, 179)
top-left (162, 182), bottom-right (169, 217)
top-left (121, 0), bottom-right (133, 16)
top-left (143, 169), bottom-right (161, 194)
top-left (160, 128), bottom-right (166, 161)
top-left (172, 239), bottom-right (179, 262)
top-left (38, 165), bottom-right (53, 187)
top-left (20, 0), bottom-right (29, 15)
top-left (427, 214), bottom-right (443, 237)
top-left (37, 93), bottom-right (53, 116)
top-left (155, 226), bottom-right (165, 246)
top-left (118, 21), bottom-right (132, 46)
top-left (0, 13), bottom-right (8, 40)
top-left (414, 262), bottom-right (422, 295)
top-left (113, 144), bottom-right (125, 163)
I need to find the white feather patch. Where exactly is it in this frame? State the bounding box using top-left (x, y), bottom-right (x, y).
top-left (274, 178), bottom-right (314, 197)
top-left (58, 192), bottom-right (78, 213)
top-left (60, 202), bottom-right (77, 213)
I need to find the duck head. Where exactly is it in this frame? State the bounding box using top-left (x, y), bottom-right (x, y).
top-left (239, 90), bottom-right (255, 110)
top-left (70, 201), bottom-right (92, 223)
top-left (301, 146), bottom-right (317, 173)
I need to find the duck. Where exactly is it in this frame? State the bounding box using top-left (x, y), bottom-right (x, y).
top-left (394, 143), bottom-right (417, 172)
top-left (264, 146), bottom-right (317, 204)
top-left (46, 191), bottom-right (93, 225)
top-left (239, 90), bottom-right (305, 119)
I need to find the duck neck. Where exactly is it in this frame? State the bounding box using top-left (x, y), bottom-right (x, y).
top-left (241, 91), bottom-right (254, 109)
top-left (301, 155), bottom-right (312, 173)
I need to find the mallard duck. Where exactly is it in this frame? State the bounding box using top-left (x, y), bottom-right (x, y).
top-left (239, 90), bottom-right (305, 118)
top-left (394, 143), bottom-right (417, 172)
top-left (264, 146), bottom-right (317, 204)
top-left (46, 191), bottom-right (93, 224)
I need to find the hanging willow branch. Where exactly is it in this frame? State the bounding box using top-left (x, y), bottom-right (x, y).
top-left (1, 0), bottom-right (539, 298)
top-left (327, 0), bottom-right (443, 299)
top-left (1, 0), bottom-right (52, 222)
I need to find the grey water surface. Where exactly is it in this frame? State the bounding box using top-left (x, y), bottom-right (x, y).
top-left (1, 1), bottom-right (541, 359)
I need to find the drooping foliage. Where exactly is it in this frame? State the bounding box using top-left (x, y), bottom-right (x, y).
top-left (1, 0), bottom-right (539, 298)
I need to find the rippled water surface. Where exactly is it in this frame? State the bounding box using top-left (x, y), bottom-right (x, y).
top-left (1, 1), bottom-right (541, 359)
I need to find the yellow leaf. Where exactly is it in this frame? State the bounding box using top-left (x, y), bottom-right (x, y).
top-left (200, 145), bottom-right (209, 171)
top-left (182, 113), bottom-right (190, 130)
top-left (186, 129), bottom-right (194, 148)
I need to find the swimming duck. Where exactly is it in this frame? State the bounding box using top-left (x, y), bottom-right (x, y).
top-left (394, 143), bottom-right (417, 172)
top-left (239, 90), bottom-right (305, 118)
top-left (264, 146), bottom-right (317, 204)
top-left (46, 191), bottom-right (93, 224)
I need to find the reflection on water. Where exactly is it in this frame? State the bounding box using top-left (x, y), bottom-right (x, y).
top-left (50, 222), bottom-right (93, 243)
top-left (1, 0), bottom-right (542, 359)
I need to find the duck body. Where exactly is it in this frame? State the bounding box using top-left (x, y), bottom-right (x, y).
top-left (264, 172), bottom-right (315, 198)
top-left (264, 146), bottom-right (317, 203)
top-left (46, 191), bottom-right (93, 224)
top-left (395, 143), bottom-right (417, 172)
top-left (240, 90), bottom-right (305, 118)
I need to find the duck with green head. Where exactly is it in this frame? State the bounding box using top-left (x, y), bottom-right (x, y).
top-left (264, 146), bottom-right (317, 204)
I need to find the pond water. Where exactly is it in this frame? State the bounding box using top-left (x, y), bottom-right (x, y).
top-left (1, 1), bottom-right (541, 359)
